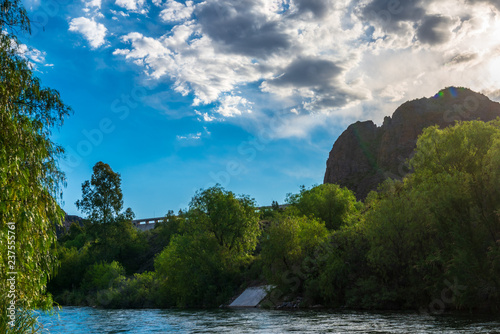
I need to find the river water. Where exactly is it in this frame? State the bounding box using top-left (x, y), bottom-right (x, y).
top-left (37, 307), bottom-right (500, 333)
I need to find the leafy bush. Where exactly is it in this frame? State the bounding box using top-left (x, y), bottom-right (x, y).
top-left (81, 261), bottom-right (125, 293)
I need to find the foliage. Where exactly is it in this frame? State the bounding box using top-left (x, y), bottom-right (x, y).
top-left (155, 233), bottom-right (236, 307)
top-left (76, 161), bottom-right (134, 224)
top-left (154, 185), bottom-right (261, 307)
top-left (359, 120), bottom-right (500, 310)
top-left (0, 308), bottom-right (43, 334)
top-left (260, 214), bottom-right (329, 298)
top-left (259, 200), bottom-right (284, 220)
top-left (49, 217), bottom-right (150, 299)
top-left (286, 184), bottom-right (360, 230)
top-left (318, 220), bottom-right (370, 307)
top-left (187, 185), bottom-right (261, 253)
top-left (0, 0), bottom-right (71, 330)
top-left (48, 244), bottom-right (91, 296)
top-left (84, 218), bottom-right (148, 274)
top-left (93, 271), bottom-right (160, 309)
top-left (81, 261), bottom-right (125, 293)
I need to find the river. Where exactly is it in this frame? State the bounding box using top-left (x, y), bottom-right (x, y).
top-left (37, 307), bottom-right (500, 333)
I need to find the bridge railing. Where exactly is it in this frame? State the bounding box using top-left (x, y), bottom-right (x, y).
top-left (132, 204), bottom-right (290, 230)
top-left (132, 217), bottom-right (169, 231)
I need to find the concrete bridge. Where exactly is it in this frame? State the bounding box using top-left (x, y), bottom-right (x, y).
top-left (132, 204), bottom-right (290, 231)
top-left (132, 217), bottom-right (169, 231)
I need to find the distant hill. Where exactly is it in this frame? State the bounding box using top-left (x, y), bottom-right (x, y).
top-left (324, 87), bottom-right (500, 200)
top-left (56, 214), bottom-right (84, 237)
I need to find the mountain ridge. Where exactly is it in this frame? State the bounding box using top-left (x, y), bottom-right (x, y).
top-left (323, 87), bottom-right (500, 199)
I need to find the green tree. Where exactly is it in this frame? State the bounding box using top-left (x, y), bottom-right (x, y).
top-left (155, 185), bottom-right (261, 307)
top-left (260, 214), bottom-right (329, 299)
top-left (47, 244), bottom-right (91, 298)
top-left (155, 232), bottom-right (233, 307)
top-left (286, 184), bottom-right (360, 230)
top-left (76, 161), bottom-right (134, 224)
top-left (0, 0), bottom-right (72, 330)
top-left (86, 219), bottom-right (148, 274)
top-left (187, 185), bottom-right (260, 253)
top-left (362, 120), bottom-right (500, 311)
top-left (318, 221), bottom-right (370, 308)
top-left (81, 261), bottom-right (125, 293)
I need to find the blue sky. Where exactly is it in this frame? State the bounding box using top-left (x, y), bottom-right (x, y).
top-left (21, 0), bottom-right (500, 219)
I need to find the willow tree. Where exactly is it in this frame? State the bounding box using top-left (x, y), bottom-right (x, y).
top-left (0, 0), bottom-right (71, 331)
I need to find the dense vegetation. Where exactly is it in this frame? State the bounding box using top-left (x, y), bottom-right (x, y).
top-left (0, 0), bottom-right (72, 332)
top-left (50, 119), bottom-right (500, 313)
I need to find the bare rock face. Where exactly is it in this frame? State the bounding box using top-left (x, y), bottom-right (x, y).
top-left (324, 87), bottom-right (500, 200)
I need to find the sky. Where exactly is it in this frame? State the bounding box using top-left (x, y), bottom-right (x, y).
top-left (20, 0), bottom-right (500, 219)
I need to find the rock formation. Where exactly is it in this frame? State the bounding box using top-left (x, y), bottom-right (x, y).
top-left (324, 87), bottom-right (500, 200)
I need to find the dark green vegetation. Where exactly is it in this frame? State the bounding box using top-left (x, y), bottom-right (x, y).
top-left (51, 119), bottom-right (500, 312)
top-left (0, 0), bottom-right (72, 332)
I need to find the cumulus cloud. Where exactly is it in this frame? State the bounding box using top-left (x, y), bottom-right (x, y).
top-left (104, 0), bottom-right (500, 137)
top-left (115, 0), bottom-right (146, 13)
top-left (69, 17), bottom-right (107, 48)
top-left (267, 58), bottom-right (343, 88)
top-left (114, 27), bottom-right (265, 105)
top-left (358, 0), bottom-right (426, 32)
top-left (215, 95), bottom-right (253, 117)
top-left (467, 0), bottom-right (500, 11)
top-left (196, 110), bottom-right (217, 122)
top-left (417, 15), bottom-right (455, 45)
top-left (294, 0), bottom-right (332, 19)
top-left (160, 0), bottom-right (194, 22)
top-left (85, 0), bottom-right (101, 9)
top-left (195, 0), bottom-right (291, 58)
top-left (17, 44), bottom-right (45, 63)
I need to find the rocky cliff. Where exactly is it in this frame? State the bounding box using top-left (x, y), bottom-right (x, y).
top-left (324, 87), bottom-right (500, 200)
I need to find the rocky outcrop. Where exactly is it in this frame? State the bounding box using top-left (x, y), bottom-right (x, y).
top-left (324, 87), bottom-right (500, 200)
top-left (56, 214), bottom-right (84, 237)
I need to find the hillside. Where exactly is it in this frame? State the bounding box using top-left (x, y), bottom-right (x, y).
top-left (324, 87), bottom-right (500, 199)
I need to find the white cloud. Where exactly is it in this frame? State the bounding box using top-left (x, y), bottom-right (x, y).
top-left (84, 0), bottom-right (101, 9)
top-left (152, 0), bottom-right (165, 6)
top-left (215, 95), bottom-right (253, 117)
top-left (160, 1), bottom-right (194, 22)
top-left (17, 44), bottom-right (46, 64)
top-left (114, 25), bottom-right (266, 105)
top-left (16, 44), bottom-right (48, 71)
top-left (196, 110), bottom-right (217, 122)
top-left (110, 0), bottom-right (500, 137)
top-left (115, 0), bottom-right (147, 13)
top-left (69, 17), bottom-right (107, 49)
top-left (177, 132), bottom-right (202, 140)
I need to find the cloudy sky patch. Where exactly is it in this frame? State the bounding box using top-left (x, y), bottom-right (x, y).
top-left (22, 0), bottom-right (500, 217)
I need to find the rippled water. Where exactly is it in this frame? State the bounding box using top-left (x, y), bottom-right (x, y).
top-left (37, 307), bottom-right (500, 333)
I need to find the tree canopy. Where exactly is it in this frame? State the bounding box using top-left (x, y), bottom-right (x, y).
top-left (154, 185), bottom-right (261, 307)
top-left (0, 0), bottom-right (72, 330)
top-left (76, 161), bottom-right (134, 224)
top-left (286, 184), bottom-right (360, 230)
